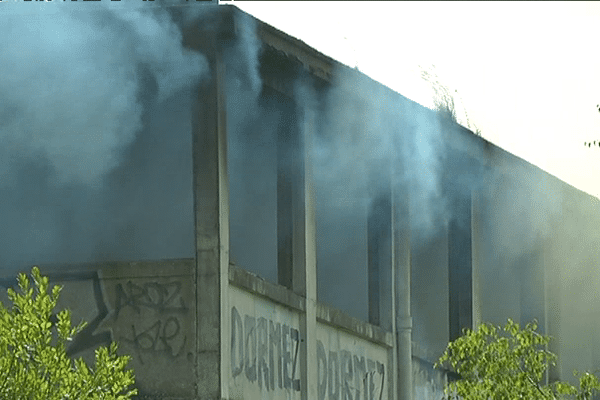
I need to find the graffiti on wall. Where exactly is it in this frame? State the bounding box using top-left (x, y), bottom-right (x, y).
top-left (114, 281), bottom-right (187, 318)
top-left (0, 263), bottom-right (197, 398)
top-left (231, 306), bottom-right (302, 391)
top-left (230, 303), bottom-right (388, 400)
top-left (316, 339), bottom-right (385, 400)
top-left (1, 271), bottom-right (192, 365)
top-left (115, 280), bottom-right (189, 364)
top-left (64, 272), bottom-right (113, 356)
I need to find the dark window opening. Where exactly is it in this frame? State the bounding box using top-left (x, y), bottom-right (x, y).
top-left (227, 80), bottom-right (301, 288)
top-left (0, 88), bottom-right (195, 270)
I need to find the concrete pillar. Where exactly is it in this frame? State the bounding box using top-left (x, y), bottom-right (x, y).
top-left (185, 11), bottom-right (231, 399)
top-left (297, 93), bottom-right (318, 400)
top-left (394, 184), bottom-right (413, 400)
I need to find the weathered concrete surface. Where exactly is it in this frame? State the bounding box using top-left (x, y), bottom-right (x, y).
top-left (470, 143), bottom-right (600, 386)
top-left (0, 259), bottom-right (196, 399)
top-left (412, 357), bottom-right (446, 400)
top-left (184, 7), bottom-right (231, 399)
top-left (537, 177), bottom-right (600, 383)
top-left (317, 303), bottom-right (393, 348)
top-left (98, 259), bottom-right (196, 398)
top-left (394, 186), bottom-right (413, 400)
top-left (317, 320), bottom-right (389, 400)
top-left (227, 283), bottom-right (392, 400)
top-left (296, 100), bottom-right (319, 400)
top-left (228, 286), bottom-right (302, 400)
top-left (229, 265), bottom-right (305, 312)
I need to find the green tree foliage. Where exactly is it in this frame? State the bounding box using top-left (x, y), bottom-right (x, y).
top-left (0, 266), bottom-right (138, 399)
top-left (436, 319), bottom-right (600, 400)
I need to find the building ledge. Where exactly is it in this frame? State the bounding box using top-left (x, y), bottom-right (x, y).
top-left (229, 263), bottom-right (393, 348)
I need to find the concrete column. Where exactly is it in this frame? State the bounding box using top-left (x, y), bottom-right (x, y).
top-left (185, 13), bottom-right (231, 399)
top-left (394, 184), bottom-right (413, 400)
top-left (297, 96), bottom-right (318, 400)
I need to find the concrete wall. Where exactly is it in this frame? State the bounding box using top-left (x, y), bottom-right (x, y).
top-left (1, 258), bottom-right (394, 399)
top-left (227, 279), bottom-right (391, 400)
top-left (316, 321), bottom-right (388, 400)
top-left (412, 357), bottom-right (446, 400)
top-left (538, 174), bottom-right (600, 383)
top-left (470, 144), bottom-right (600, 385)
top-left (229, 286), bottom-right (302, 399)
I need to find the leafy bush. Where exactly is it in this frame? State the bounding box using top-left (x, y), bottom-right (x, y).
top-left (436, 319), bottom-right (600, 400)
top-left (0, 266), bottom-right (138, 399)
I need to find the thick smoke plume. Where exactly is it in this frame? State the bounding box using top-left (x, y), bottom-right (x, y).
top-left (294, 68), bottom-right (456, 321)
top-left (1, 2), bottom-right (207, 188)
top-left (295, 58), bottom-right (569, 341)
top-left (308, 67), bottom-right (452, 245)
top-left (0, 2), bottom-right (214, 271)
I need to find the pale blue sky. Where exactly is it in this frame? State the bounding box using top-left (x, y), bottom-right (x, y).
top-left (234, 1), bottom-right (600, 199)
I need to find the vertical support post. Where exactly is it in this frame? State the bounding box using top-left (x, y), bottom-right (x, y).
top-left (296, 94), bottom-right (318, 400)
top-left (394, 183), bottom-right (413, 400)
top-left (186, 17), bottom-right (230, 399)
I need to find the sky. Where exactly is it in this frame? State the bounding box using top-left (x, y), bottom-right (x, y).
top-left (231, 1), bottom-right (600, 200)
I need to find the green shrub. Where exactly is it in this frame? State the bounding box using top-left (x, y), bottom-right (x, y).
top-left (436, 319), bottom-right (600, 400)
top-left (0, 266), bottom-right (138, 399)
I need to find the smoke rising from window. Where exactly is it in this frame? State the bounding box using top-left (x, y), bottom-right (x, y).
top-left (0, 2), bottom-right (213, 270)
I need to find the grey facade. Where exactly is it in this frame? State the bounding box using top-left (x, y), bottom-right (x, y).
top-left (1, 5), bottom-right (600, 399)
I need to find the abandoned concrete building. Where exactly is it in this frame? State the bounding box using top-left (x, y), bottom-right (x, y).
top-left (1, 4), bottom-right (600, 400)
